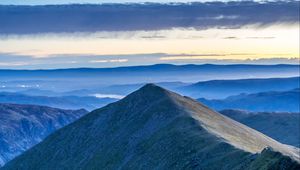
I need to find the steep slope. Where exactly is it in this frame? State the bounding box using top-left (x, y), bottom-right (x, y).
top-left (0, 103), bottom-right (87, 166)
top-left (2, 84), bottom-right (299, 170)
top-left (179, 77), bottom-right (300, 99)
top-left (198, 88), bottom-right (300, 112)
top-left (220, 110), bottom-right (300, 147)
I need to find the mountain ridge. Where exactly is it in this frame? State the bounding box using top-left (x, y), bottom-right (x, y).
top-left (2, 84), bottom-right (299, 169)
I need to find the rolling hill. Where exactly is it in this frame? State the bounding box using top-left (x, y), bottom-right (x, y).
top-left (199, 88), bottom-right (300, 112)
top-left (0, 103), bottom-right (87, 166)
top-left (2, 84), bottom-right (299, 169)
top-left (179, 77), bottom-right (300, 99)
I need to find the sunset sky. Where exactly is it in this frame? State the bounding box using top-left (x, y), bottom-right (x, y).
top-left (0, 1), bottom-right (299, 69)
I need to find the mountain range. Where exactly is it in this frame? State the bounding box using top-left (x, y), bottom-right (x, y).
top-left (2, 84), bottom-right (299, 169)
top-left (178, 77), bottom-right (300, 99)
top-left (1, 77), bottom-right (299, 113)
top-left (1, 64), bottom-right (299, 89)
top-left (199, 88), bottom-right (300, 112)
top-left (0, 103), bottom-right (87, 166)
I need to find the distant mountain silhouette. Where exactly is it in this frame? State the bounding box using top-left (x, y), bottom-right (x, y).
top-left (1, 64), bottom-right (299, 88)
top-left (199, 88), bottom-right (300, 112)
top-left (179, 77), bottom-right (300, 99)
top-left (0, 103), bottom-right (87, 166)
top-left (2, 84), bottom-right (299, 169)
top-left (220, 109), bottom-right (300, 147)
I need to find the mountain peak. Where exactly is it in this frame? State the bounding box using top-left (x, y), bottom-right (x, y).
top-left (122, 83), bottom-right (174, 103)
top-left (125, 84), bottom-right (300, 161)
top-left (140, 83), bottom-right (164, 91)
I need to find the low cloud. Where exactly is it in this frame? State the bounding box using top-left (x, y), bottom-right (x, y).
top-left (160, 54), bottom-right (226, 60)
top-left (0, 62), bottom-right (29, 66)
top-left (89, 59), bottom-right (128, 63)
top-left (223, 36), bottom-right (239, 39)
top-left (246, 36), bottom-right (276, 39)
top-left (159, 56), bottom-right (300, 65)
top-left (92, 93), bottom-right (125, 99)
top-left (0, 1), bottom-right (298, 34)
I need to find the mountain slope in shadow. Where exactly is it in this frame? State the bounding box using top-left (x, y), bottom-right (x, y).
top-left (2, 84), bottom-right (299, 170)
top-left (0, 103), bottom-right (87, 166)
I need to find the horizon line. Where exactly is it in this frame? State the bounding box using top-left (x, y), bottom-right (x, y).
top-left (0, 63), bottom-right (299, 71)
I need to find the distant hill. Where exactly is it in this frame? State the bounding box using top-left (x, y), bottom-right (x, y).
top-left (16, 89), bottom-right (63, 97)
top-left (220, 110), bottom-right (300, 147)
top-left (3, 84), bottom-right (299, 169)
top-left (1, 64), bottom-right (299, 87)
top-left (0, 103), bottom-right (87, 166)
top-left (0, 92), bottom-right (116, 111)
top-left (179, 77), bottom-right (300, 99)
top-left (199, 88), bottom-right (300, 112)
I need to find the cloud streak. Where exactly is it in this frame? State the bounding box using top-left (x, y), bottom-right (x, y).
top-left (0, 1), bottom-right (299, 34)
top-left (0, 52), bottom-right (299, 69)
top-left (89, 59), bottom-right (128, 63)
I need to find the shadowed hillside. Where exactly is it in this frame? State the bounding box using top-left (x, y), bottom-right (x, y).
top-left (0, 103), bottom-right (87, 166)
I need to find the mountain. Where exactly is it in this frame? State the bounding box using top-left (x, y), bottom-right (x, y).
top-left (0, 92), bottom-right (116, 111)
top-left (198, 88), bottom-right (300, 112)
top-left (1, 64), bottom-right (299, 90)
top-left (0, 103), bottom-right (88, 166)
top-left (220, 110), bottom-right (300, 147)
top-left (2, 84), bottom-right (299, 169)
top-left (179, 77), bottom-right (300, 99)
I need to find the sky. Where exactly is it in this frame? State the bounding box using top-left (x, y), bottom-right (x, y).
top-left (0, 1), bottom-right (299, 69)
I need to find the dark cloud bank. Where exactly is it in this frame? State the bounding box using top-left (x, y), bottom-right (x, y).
top-left (0, 1), bottom-right (299, 34)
